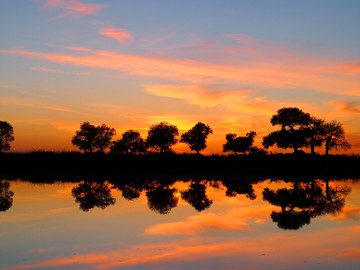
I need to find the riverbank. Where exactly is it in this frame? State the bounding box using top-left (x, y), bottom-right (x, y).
top-left (0, 152), bottom-right (359, 180)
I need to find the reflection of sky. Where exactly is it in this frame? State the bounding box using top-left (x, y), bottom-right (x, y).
top-left (0, 180), bottom-right (359, 269)
top-left (1, 1), bottom-right (360, 154)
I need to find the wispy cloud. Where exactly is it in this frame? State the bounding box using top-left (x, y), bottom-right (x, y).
top-left (98, 28), bottom-right (133, 45)
top-left (41, 0), bottom-right (106, 19)
top-left (329, 100), bottom-right (360, 114)
top-left (1, 47), bottom-right (359, 96)
top-left (0, 96), bottom-right (75, 113)
top-left (27, 66), bottom-right (63, 73)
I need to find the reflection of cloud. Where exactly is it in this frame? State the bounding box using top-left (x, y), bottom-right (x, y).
top-left (329, 100), bottom-right (360, 114)
top-left (98, 28), bottom-right (133, 45)
top-left (145, 213), bottom-right (249, 235)
top-left (41, 0), bottom-right (106, 19)
top-left (145, 206), bottom-right (272, 235)
top-left (330, 207), bottom-right (360, 221)
top-left (10, 225), bottom-right (360, 270)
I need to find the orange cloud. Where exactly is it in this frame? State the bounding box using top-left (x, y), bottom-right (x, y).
top-left (41, 0), bottom-right (106, 18)
top-left (1, 48), bottom-right (359, 96)
top-left (98, 28), bottom-right (133, 45)
top-left (27, 66), bottom-right (63, 73)
top-left (329, 100), bottom-right (360, 114)
top-left (143, 85), bottom-right (250, 108)
top-left (0, 96), bottom-right (76, 113)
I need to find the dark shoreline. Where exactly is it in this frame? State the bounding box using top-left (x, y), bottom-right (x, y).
top-left (1, 152), bottom-right (359, 181)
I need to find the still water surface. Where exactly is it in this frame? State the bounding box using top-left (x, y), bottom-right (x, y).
top-left (0, 178), bottom-right (359, 269)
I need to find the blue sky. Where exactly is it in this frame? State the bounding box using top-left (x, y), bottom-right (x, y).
top-left (0, 0), bottom-right (359, 153)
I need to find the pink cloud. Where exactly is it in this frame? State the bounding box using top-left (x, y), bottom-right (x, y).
top-left (1, 45), bottom-right (359, 96)
top-left (98, 28), bottom-right (133, 45)
top-left (41, 0), bottom-right (106, 18)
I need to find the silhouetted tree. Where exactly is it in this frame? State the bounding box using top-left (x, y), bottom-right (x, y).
top-left (95, 124), bottom-right (116, 153)
top-left (72, 122), bottom-right (115, 153)
top-left (323, 121), bottom-right (351, 155)
top-left (0, 121), bottom-right (14, 153)
top-left (303, 117), bottom-right (325, 155)
top-left (111, 130), bottom-right (146, 154)
top-left (72, 181), bottom-right (116, 211)
top-left (248, 146), bottom-right (267, 155)
top-left (146, 182), bottom-right (178, 214)
top-left (262, 107), bottom-right (310, 153)
top-left (181, 181), bottom-right (213, 211)
top-left (180, 122), bottom-right (213, 154)
top-left (146, 122), bottom-right (179, 153)
top-left (0, 180), bottom-right (14, 212)
top-left (223, 131), bottom-right (256, 155)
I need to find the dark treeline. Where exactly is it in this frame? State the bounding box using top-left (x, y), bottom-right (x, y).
top-left (1, 177), bottom-right (357, 230)
top-left (1, 151), bottom-right (360, 179)
top-left (0, 107), bottom-right (353, 156)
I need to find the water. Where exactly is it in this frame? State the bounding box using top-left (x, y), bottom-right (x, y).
top-left (1, 178), bottom-right (359, 270)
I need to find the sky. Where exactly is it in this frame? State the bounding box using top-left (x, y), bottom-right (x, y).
top-left (0, 0), bottom-right (359, 154)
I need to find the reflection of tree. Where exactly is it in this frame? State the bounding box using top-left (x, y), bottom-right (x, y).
top-left (222, 180), bottom-right (256, 200)
top-left (145, 180), bottom-right (178, 214)
top-left (72, 181), bottom-right (116, 212)
top-left (113, 180), bottom-right (144, 200)
top-left (181, 181), bottom-right (213, 212)
top-left (263, 180), bottom-right (350, 230)
top-left (0, 180), bottom-right (14, 212)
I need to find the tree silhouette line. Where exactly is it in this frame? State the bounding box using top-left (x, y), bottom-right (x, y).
top-left (0, 107), bottom-right (351, 155)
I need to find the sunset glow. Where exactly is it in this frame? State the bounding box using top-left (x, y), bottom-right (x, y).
top-left (1, 1), bottom-right (359, 153)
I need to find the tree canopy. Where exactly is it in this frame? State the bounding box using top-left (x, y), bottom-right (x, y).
top-left (111, 129), bottom-right (146, 154)
top-left (223, 131), bottom-right (257, 155)
top-left (323, 121), bottom-right (351, 155)
top-left (72, 122), bottom-right (115, 153)
top-left (0, 121), bottom-right (14, 153)
top-left (180, 122), bottom-right (213, 154)
top-left (263, 107), bottom-right (310, 153)
top-left (146, 122), bottom-right (179, 153)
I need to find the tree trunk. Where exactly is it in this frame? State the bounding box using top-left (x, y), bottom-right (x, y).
top-left (310, 141), bottom-right (315, 155)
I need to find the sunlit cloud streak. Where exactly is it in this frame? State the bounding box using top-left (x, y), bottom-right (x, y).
top-left (98, 28), bottom-right (133, 45)
top-left (329, 100), bottom-right (360, 114)
top-left (0, 96), bottom-right (76, 113)
top-left (41, 0), bottom-right (106, 19)
top-left (1, 48), bottom-right (359, 96)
